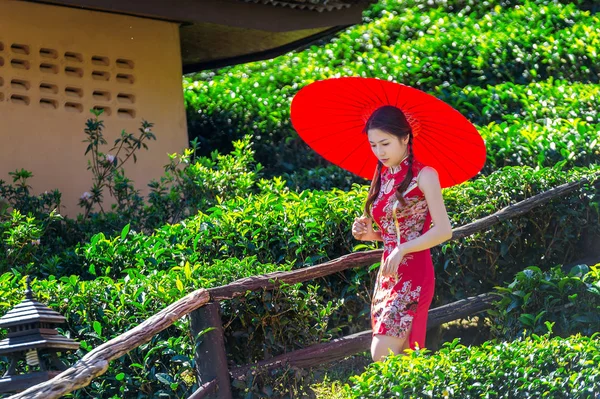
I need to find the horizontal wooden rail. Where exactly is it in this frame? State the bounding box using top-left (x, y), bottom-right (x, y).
top-left (230, 292), bottom-right (500, 379)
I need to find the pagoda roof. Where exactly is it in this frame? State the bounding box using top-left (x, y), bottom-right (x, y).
top-left (0, 298), bottom-right (66, 329)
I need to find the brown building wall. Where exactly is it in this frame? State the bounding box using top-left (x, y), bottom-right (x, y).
top-left (0, 0), bottom-right (188, 215)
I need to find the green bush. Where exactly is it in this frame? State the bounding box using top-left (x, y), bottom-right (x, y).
top-left (343, 332), bottom-right (600, 398)
top-left (3, 160), bottom-right (597, 305)
top-left (2, 260), bottom-right (598, 398)
top-left (0, 125), bottom-right (264, 277)
top-left (184, 1), bottom-right (599, 174)
top-left (77, 163), bottom-right (600, 304)
top-left (489, 263), bottom-right (600, 341)
top-left (0, 256), bottom-right (346, 398)
top-left (434, 79), bottom-right (600, 127)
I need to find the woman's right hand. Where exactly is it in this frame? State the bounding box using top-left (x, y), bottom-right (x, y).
top-left (352, 215), bottom-right (375, 241)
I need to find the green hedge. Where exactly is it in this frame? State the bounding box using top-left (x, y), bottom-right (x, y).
top-left (1, 262), bottom-right (597, 398)
top-left (435, 79), bottom-right (600, 127)
top-left (184, 1), bottom-right (599, 174)
top-left (1, 261), bottom-right (597, 398)
top-left (343, 332), bottom-right (600, 399)
top-left (78, 163), bottom-right (600, 303)
top-left (0, 258), bottom-right (344, 398)
top-left (278, 78), bottom-right (600, 191)
top-left (490, 263), bottom-right (600, 341)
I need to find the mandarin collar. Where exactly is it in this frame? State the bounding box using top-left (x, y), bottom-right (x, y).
top-left (387, 154), bottom-right (409, 174)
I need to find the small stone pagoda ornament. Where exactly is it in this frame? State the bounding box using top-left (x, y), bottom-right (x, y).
top-left (0, 276), bottom-right (79, 393)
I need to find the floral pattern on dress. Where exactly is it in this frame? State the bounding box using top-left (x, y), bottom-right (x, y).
top-left (371, 280), bottom-right (421, 339)
top-left (370, 157), bottom-right (434, 342)
top-left (372, 162), bottom-right (427, 259)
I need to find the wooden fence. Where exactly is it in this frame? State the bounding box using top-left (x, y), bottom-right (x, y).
top-left (6, 176), bottom-right (597, 399)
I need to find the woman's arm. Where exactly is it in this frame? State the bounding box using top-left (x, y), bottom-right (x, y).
top-left (401, 166), bottom-right (453, 254)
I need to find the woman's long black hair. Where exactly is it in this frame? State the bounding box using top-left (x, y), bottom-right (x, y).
top-left (363, 105), bottom-right (414, 218)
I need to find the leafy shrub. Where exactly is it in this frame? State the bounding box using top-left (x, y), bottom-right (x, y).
top-left (438, 163), bottom-right (599, 301)
top-left (0, 256), bottom-right (345, 398)
top-left (184, 1), bottom-right (599, 174)
top-left (78, 109), bottom-right (155, 220)
top-left (77, 163), bottom-right (600, 305)
top-left (489, 263), bottom-right (600, 341)
top-left (145, 134), bottom-right (263, 229)
top-left (2, 259), bottom-right (598, 398)
top-left (0, 115), bottom-right (263, 276)
top-left (343, 332), bottom-right (600, 398)
top-left (434, 79), bottom-right (600, 127)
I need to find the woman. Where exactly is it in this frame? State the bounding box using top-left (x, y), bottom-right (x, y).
top-left (351, 105), bottom-right (453, 363)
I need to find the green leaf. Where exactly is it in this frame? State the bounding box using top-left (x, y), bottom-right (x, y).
top-left (121, 223), bottom-right (130, 240)
top-left (93, 321), bottom-right (102, 337)
top-left (155, 373), bottom-right (173, 384)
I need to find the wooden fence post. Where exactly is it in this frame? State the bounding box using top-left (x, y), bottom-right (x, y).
top-left (190, 302), bottom-right (232, 399)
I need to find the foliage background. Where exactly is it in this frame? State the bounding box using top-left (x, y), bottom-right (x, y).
top-left (1, 0), bottom-right (599, 398)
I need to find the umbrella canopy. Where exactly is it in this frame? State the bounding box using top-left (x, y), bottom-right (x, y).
top-left (290, 77), bottom-right (486, 188)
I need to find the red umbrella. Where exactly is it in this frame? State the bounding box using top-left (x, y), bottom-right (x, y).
top-left (290, 77), bottom-right (486, 188)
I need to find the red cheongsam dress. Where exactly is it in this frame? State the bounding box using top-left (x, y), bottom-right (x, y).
top-left (370, 156), bottom-right (436, 351)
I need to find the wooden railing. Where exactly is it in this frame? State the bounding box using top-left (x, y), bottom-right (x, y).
top-left (6, 175), bottom-right (597, 399)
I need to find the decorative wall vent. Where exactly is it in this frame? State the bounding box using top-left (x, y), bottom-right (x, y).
top-left (40, 48), bottom-right (58, 59)
top-left (11, 59), bottom-right (30, 70)
top-left (66, 87), bottom-right (83, 98)
top-left (11, 79), bottom-right (30, 91)
top-left (11, 44), bottom-right (30, 55)
top-left (91, 55), bottom-right (109, 66)
top-left (0, 41), bottom-right (136, 117)
top-left (40, 63), bottom-right (59, 74)
top-left (40, 83), bottom-right (58, 94)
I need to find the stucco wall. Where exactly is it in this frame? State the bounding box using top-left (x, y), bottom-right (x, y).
top-left (0, 1), bottom-right (188, 215)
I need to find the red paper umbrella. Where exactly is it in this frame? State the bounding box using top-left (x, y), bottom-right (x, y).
top-left (290, 77), bottom-right (486, 188)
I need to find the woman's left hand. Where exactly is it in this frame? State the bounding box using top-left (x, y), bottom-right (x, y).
top-left (381, 245), bottom-right (406, 277)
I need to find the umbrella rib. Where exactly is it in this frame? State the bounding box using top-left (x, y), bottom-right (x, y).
top-left (321, 136), bottom-right (366, 163)
top-left (306, 123), bottom-right (367, 144)
top-left (325, 91), bottom-right (375, 110)
top-left (392, 84), bottom-right (401, 107)
top-left (329, 81), bottom-right (381, 109)
top-left (414, 139), bottom-right (456, 185)
top-left (314, 105), bottom-right (371, 113)
top-left (352, 78), bottom-right (389, 107)
top-left (419, 133), bottom-right (484, 169)
top-left (357, 155), bottom-right (375, 180)
top-left (297, 118), bottom-right (365, 133)
top-left (417, 116), bottom-right (477, 131)
top-left (306, 110), bottom-right (376, 119)
top-left (417, 134), bottom-right (478, 181)
top-left (402, 97), bottom-right (446, 113)
top-left (418, 125), bottom-right (484, 146)
top-left (379, 80), bottom-right (392, 105)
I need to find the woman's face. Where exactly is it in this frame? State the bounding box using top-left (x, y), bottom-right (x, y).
top-left (367, 128), bottom-right (409, 168)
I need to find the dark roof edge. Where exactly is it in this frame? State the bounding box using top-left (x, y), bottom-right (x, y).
top-left (182, 24), bottom-right (351, 74)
